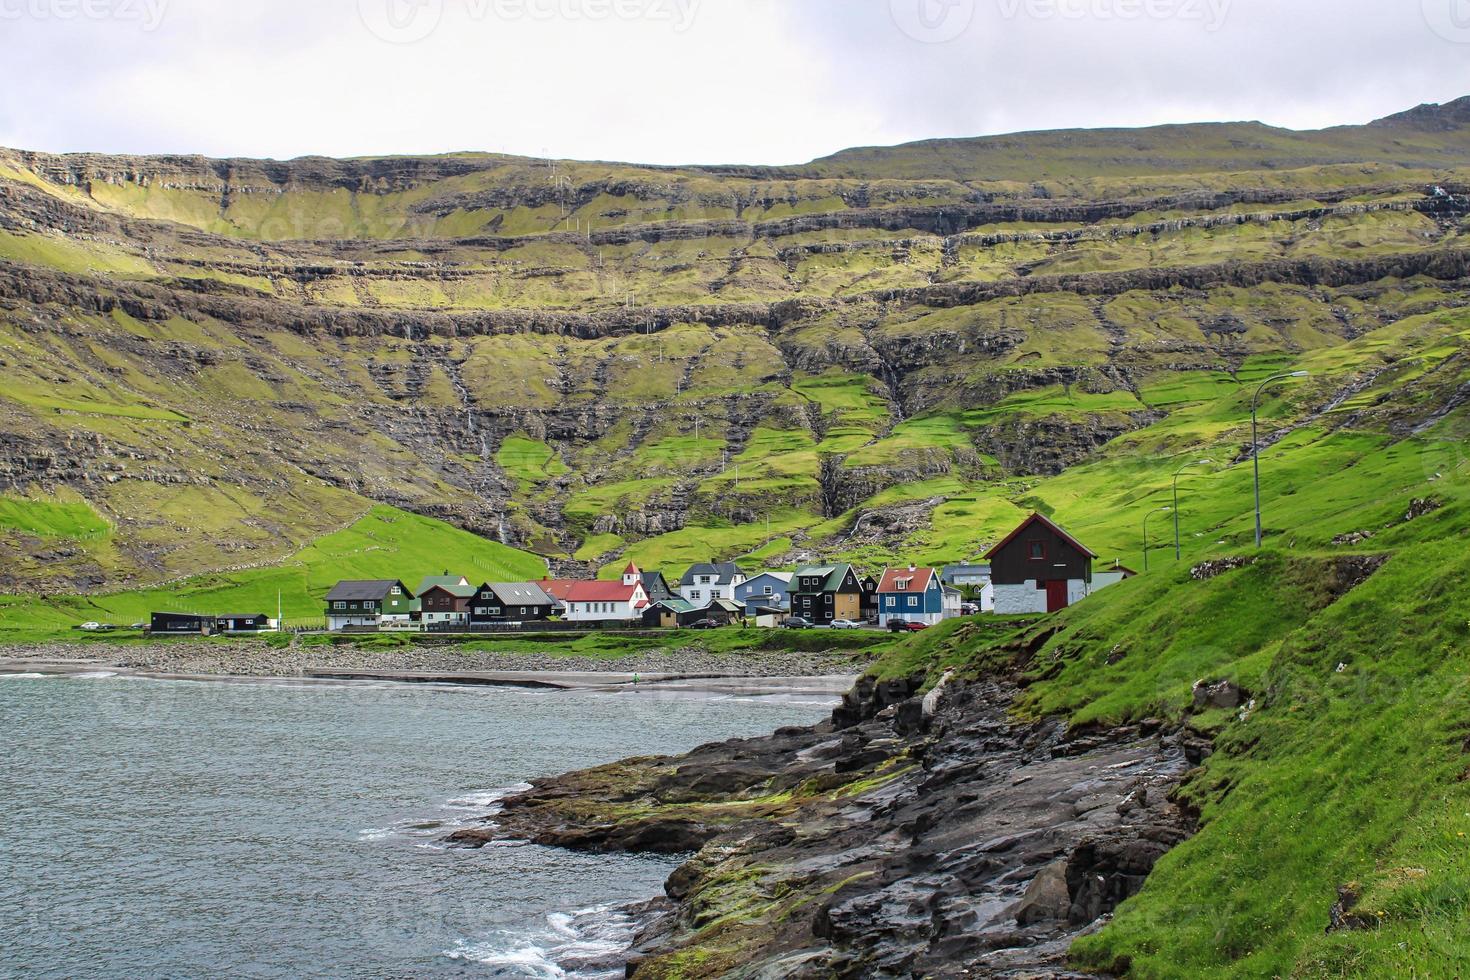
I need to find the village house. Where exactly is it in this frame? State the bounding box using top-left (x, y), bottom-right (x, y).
top-left (875, 566), bottom-right (959, 628)
top-left (942, 563), bottom-right (995, 612)
top-left (642, 597), bottom-right (704, 629)
top-left (735, 571), bottom-right (794, 615)
top-left (678, 561), bottom-right (747, 604)
top-left (790, 564), bottom-right (868, 626)
top-left (216, 613), bottom-right (273, 633)
top-left (324, 580), bottom-right (415, 631)
top-left (559, 563), bottom-right (650, 623)
top-left (640, 570), bottom-right (676, 603)
top-left (416, 574), bottom-right (476, 627)
top-left (984, 513), bottom-right (1097, 615)
top-left (467, 582), bottom-right (558, 624)
top-left (150, 612), bottom-right (218, 635)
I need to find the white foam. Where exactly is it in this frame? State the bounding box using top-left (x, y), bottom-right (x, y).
top-left (0, 673), bottom-right (47, 680)
top-left (70, 671), bottom-right (119, 680)
top-left (444, 906), bottom-right (637, 979)
top-left (357, 783), bottom-right (532, 844)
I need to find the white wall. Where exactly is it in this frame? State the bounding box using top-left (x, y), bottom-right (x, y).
top-left (993, 582), bottom-right (1047, 615)
top-left (992, 579), bottom-right (1089, 615)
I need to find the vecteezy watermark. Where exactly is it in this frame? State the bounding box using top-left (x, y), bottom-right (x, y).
top-left (890, 0), bottom-right (976, 43)
top-left (359, 0), bottom-right (700, 45)
top-left (1423, 0), bottom-right (1470, 43)
top-left (996, 0), bottom-right (1231, 31)
top-left (0, 0), bottom-right (168, 30)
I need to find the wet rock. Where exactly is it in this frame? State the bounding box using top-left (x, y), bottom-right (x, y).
top-left (1013, 860), bottom-right (1072, 925)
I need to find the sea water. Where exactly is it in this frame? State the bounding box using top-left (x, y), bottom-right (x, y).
top-left (0, 672), bottom-right (833, 978)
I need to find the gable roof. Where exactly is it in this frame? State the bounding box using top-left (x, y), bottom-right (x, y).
top-left (679, 561), bottom-right (746, 587)
top-left (481, 583), bottom-right (556, 605)
top-left (792, 565), bottom-right (855, 593)
top-left (417, 574), bottom-right (472, 594)
top-left (983, 512), bottom-right (1099, 561)
top-left (563, 580), bottom-right (642, 603)
top-left (742, 571), bottom-right (794, 586)
top-left (420, 582), bottom-right (477, 599)
top-left (325, 580), bottom-right (408, 602)
top-left (652, 597), bottom-right (700, 614)
top-left (878, 567), bottom-right (939, 593)
top-left (535, 579), bottom-right (580, 602)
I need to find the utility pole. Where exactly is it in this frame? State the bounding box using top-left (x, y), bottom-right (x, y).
top-left (1253, 371), bottom-right (1310, 548)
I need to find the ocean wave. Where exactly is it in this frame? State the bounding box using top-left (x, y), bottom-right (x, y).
top-left (444, 905), bottom-right (636, 979)
top-left (356, 783), bottom-right (535, 843)
top-left (70, 671), bottom-right (120, 680)
top-left (0, 672), bottom-right (48, 680)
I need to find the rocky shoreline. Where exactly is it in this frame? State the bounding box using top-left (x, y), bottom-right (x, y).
top-left (0, 640), bottom-right (876, 680)
top-left (448, 670), bottom-right (1201, 978)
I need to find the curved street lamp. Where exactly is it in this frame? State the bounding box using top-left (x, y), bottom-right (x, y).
top-left (1144, 506), bottom-right (1171, 572)
top-left (1173, 459), bottom-right (1214, 561)
top-left (1253, 371), bottom-right (1310, 548)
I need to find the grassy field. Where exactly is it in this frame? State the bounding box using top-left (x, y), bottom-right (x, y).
top-left (0, 505), bottom-right (547, 640)
top-left (863, 485), bottom-right (1470, 976)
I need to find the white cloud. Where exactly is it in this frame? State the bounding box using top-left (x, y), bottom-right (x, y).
top-left (0, 0), bottom-right (1465, 164)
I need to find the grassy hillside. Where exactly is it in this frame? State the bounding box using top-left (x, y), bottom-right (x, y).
top-left (871, 481), bottom-right (1470, 975)
top-left (0, 99), bottom-right (1468, 605)
top-left (0, 505), bottom-right (546, 640)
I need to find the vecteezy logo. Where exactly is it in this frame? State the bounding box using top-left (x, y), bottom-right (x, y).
top-left (1424, 0), bottom-right (1470, 43)
top-left (890, 0), bottom-right (976, 43)
top-left (359, 0), bottom-right (444, 44)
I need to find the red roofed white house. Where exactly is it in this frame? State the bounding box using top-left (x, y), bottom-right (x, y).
top-left (557, 563), bottom-right (650, 623)
top-left (984, 513), bottom-right (1099, 614)
top-left (875, 566), bottom-right (961, 627)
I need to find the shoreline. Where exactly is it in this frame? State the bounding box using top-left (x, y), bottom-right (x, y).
top-left (0, 648), bottom-right (861, 698)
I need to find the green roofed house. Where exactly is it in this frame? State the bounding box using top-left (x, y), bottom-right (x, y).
top-left (643, 597), bottom-right (703, 629)
top-left (325, 580), bottom-right (414, 631)
top-left (416, 574), bottom-right (476, 627)
top-left (790, 564), bottom-right (868, 626)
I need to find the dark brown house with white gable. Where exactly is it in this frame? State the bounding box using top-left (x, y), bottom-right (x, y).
top-left (984, 512), bottom-right (1097, 614)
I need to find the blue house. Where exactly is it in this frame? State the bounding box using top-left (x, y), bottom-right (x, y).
top-left (876, 566), bottom-right (960, 627)
top-left (735, 572), bottom-right (794, 614)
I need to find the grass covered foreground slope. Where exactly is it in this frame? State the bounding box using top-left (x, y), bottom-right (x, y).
top-left (1, 98), bottom-right (1470, 603)
top-left (860, 482), bottom-right (1470, 977)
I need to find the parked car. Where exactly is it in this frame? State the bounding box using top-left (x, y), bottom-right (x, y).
top-left (902, 621), bottom-right (930, 633)
top-left (129, 622), bottom-right (148, 631)
top-left (690, 619), bottom-right (720, 630)
top-left (830, 620), bottom-right (864, 630)
top-left (783, 616), bottom-right (814, 630)
top-left (886, 619), bottom-right (910, 633)
top-left (77, 622), bottom-right (102, 632)
top-left (97, 624), bottom-right (117, 632)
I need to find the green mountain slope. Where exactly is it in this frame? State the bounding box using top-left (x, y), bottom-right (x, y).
top-left (1, 98), bottom-right (1469, 609)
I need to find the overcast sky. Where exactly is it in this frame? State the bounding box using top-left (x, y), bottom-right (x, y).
top-left (1, 0), bottom-right (1467, 165)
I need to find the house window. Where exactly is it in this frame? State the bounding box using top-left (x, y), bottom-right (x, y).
top-left (691, 591), bottom-right (702, 600)
top-left (391, 586), bottom-right (401, 595)
top-left (1029, 540), bottom-right (1047, 561)
top-left (909, 596), bottom-right (919, 608)
top-left (520, 607), bottom-right (527, 615)
top-left (763, 586), bottom-right (773, 595)
top-left (334, 602), bottom-right (346, 610)
top-left (825, 594), bottom-right (833, 605)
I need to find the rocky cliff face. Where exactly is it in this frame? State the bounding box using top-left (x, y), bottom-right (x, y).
top-left (449, 654), bottom-right (1198, 977)
top-left (2, 110), bottom-right (1469, 588)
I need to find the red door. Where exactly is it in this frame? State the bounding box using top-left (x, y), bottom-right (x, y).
top-left (1044, 580), bottom-right (1068, 613)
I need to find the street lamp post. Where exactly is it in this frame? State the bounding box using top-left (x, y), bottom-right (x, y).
top-left (1173, 459), bottom-right (1214, 561)
top-left (1144, 506), bottom-right (1171, 572)
top-left (1252, 371), bottom-right (1310, 548)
